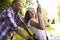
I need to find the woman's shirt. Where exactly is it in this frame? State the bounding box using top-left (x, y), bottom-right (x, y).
top-left (27, 18), bottom-right (38, 34)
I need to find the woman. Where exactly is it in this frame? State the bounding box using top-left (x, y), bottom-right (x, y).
top-left (24, 5), bottom-right (47, 40)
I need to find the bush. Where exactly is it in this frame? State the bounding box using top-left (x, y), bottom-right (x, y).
top-left (0, 0), bottom-right (13, 12)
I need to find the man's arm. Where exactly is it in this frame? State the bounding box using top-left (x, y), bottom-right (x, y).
top-left (21, 21), bottom-right (32, 36)
top-left (16, 14), bottom-right (32, 36)
top-left (2, 11), bottom-right (19, 30)
top-left (15, 29), bottom-right (33, 40)
top-left (15, 29), bottom-right (26, 39)
top-left (2, 10), bottom-right (27, 39)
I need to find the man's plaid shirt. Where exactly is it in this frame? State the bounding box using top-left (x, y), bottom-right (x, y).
top-left (0, 7), bottom-right (24, 40)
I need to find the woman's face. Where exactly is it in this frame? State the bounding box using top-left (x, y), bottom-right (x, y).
top-left (29, 10), bottom-right (35, 18)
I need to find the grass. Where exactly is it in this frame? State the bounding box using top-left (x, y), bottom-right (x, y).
top-left (8, 28), bottom-right (29, 40)
top-left (8, 24), bottom-right (60, 40)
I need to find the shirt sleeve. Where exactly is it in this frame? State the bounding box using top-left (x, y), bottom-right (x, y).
top-left (16, 13), bottom-right (24, 26)
top-left (2, 9), bottom-right (20, 31)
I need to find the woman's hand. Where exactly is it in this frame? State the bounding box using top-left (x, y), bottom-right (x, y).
top-left (37, 5), bottom-right (41, 13)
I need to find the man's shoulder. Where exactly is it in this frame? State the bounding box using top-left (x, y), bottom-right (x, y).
top-left (5, 7), bottom-right (12, 12)
top-left (0, 7), bottom-right (13, 16)
top-left (2, 7), bottom-right (12, 13)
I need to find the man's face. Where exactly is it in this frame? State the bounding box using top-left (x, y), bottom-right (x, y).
top-left (13, 2), bottom-right (22, 10)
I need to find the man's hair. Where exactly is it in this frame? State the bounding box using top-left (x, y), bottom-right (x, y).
top-left (12, 1), bottom-right (17, 5)
top-left (12, 0), bottom-right (20, 6)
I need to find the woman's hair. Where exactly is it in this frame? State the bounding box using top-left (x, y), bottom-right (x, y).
top-left (24, 10), bottom-right (31, 24)
top-left (24, 9), bottom-right (37, 25)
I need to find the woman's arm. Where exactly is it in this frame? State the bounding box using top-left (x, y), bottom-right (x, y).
top-left (43, 19), bottom-right (48, 27)
top-left (37, 5), bottom-right (45, 30)
top-left (29, 5), bottom-right (46, 30)
top-left (30, 19), bottom-right (45, 30)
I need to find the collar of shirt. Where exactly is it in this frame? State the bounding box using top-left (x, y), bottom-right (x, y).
top-left (9, 7), bottom-right (19, 15)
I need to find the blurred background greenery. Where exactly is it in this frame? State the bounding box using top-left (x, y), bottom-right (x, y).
top-left (0, 0), bottom-right (60, 40)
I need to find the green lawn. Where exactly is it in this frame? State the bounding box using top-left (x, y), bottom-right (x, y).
top-left (8, 25), bottom-right (60, 40)
top-left (8, 28), bottom-right (29, 40)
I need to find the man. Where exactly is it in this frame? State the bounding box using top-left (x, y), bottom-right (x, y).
top-left (0, 0), bottom-right (32, 40)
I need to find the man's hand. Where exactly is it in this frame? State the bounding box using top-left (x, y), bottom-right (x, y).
top-left (25, 36), bottom-right (34, 40)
